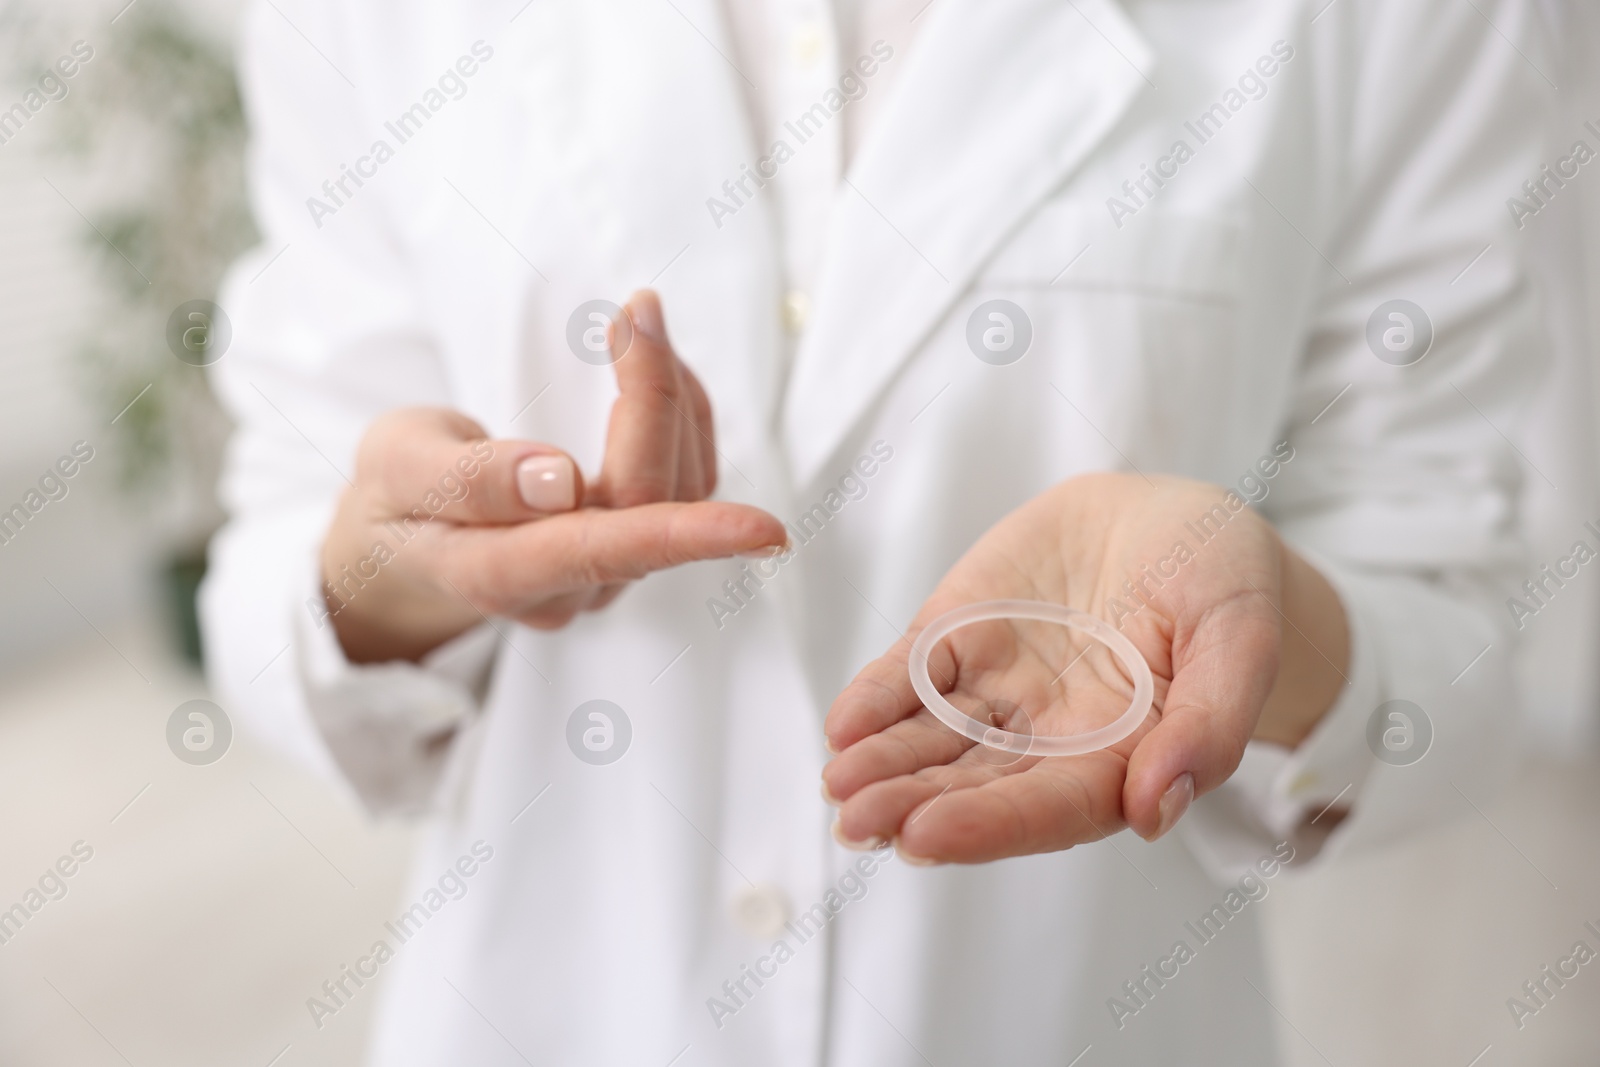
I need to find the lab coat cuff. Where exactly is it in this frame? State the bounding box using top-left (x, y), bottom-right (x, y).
top-left (293, 556), bottom-right (499, 816)
top-left (1178, 544), bottom-right (1382, 880)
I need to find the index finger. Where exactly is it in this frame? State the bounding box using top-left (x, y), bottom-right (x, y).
top-left (824, 630), bottom-right (958, 754)
top-left (447, 499), bottom-right (788, 607)
top-left (889, 759), bottom-right (1130, 863)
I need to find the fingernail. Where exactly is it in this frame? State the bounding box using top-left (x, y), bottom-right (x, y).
top-left (738, 543), bottom-right (788, 560)
top-left (627, 295), bottom-right (665, 344)
top-left (823, 736), bottom-right (840, 756)
top-left (893, 841), bottom-right (941, 867)
top-left (821, 779), bottom-right (841, 806)
top-left (1151, 772), bottom-right (1194, 842)
top-left (831, 819), bottom-right (884, 852)
top-left (517, 454), bottom-right (576, 512)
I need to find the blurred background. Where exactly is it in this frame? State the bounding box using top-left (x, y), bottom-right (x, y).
top-left (1, 1), bottom-right (1598, 1064)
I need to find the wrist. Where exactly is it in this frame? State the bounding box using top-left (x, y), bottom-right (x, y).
top-left (1253, 534), bottom-right (1351, 748)
top-left (320, 505), bottom-right (478, 664)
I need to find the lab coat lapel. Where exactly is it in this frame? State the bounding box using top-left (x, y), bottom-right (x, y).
top-left (780, 0), bottom-right (1152, 488)
top-left (521, 0), bottom-right (783, 484)
top-left (641, 0), bottom-right (787, 483)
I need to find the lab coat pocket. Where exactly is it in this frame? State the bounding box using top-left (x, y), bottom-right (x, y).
top-left (969, 202), bottom-right (1249, 477)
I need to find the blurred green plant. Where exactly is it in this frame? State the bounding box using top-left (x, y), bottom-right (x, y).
top-left (32, 1), bottom-right (256, 499)
top-left (5, 0), bottom-right (258, 661)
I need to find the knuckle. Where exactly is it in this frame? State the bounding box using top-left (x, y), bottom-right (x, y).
top-left (433, 559), bottom-right (481, 608)
top-left (566, 521), bottom-right (614, 588)
top-left (434, 554), bottom-right (503, 617)
top-left (637, 390), bottom-right (684, 431)
top-left (520, 609), bottom-right (578, 631)
top-left (609, 478), bottom-right (673, 510)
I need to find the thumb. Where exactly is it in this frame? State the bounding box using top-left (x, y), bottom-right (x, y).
top-left (1121, 601), bottom-right (1279, 840)
top-left (359, 407), bottom-right (586, 525)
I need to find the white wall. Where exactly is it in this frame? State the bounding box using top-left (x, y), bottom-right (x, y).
top-left (0, 0), bottom-right (246, 671)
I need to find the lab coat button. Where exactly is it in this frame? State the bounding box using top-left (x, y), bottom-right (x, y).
top-left (729, 883), bottom-right (791, 939)
top-left (791, 25), bottom-right (824, 66)
top-left (417, 699), bottom-right (464, 730)
top-left (782, 290), bottom-right (810, 334)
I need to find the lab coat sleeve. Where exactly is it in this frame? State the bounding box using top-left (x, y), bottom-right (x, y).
top-left (198, 1), bottom-right (497, 815)
top-left (1180, 0), bottom-right (1551, 874)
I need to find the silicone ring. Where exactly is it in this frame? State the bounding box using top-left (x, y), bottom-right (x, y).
top-left (907, 599), bottom-right (1154, 756)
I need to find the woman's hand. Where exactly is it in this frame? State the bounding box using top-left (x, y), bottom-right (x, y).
top-left (320, 290), bottom-right (787, 664)
top-left (821, 472), bottom-right (1349, 864)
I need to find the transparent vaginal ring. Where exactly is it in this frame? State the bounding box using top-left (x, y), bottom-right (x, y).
top-left (907, 599), bottom-right (1155, 757)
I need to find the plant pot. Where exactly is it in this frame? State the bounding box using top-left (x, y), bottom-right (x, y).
top-left (162, 546), bottom-right (208, 667)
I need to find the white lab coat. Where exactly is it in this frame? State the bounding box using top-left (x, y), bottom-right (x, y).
top-left (201, 1), bottom-right (1548, 1063)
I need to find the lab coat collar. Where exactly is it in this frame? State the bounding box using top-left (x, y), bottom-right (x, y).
top-left (780, 0), bottom-right (1153, 488)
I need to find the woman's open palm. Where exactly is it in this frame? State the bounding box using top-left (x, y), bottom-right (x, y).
top-left (822, 473), bottom-right (1289, 863)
